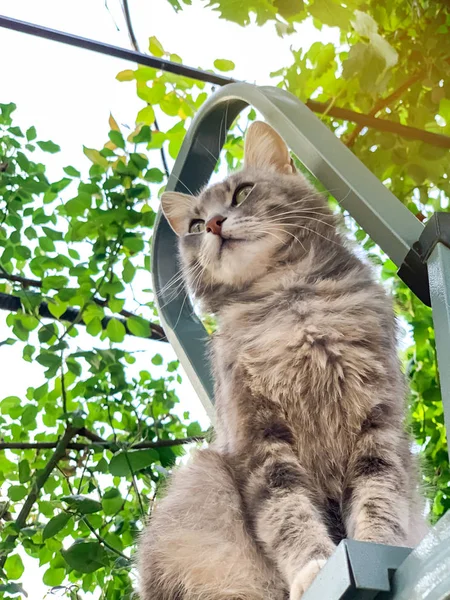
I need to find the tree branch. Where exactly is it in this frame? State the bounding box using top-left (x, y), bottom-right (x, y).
top-left (345, 69), bottom-right (425, 147)
top-left (0, 435), bottom-right (204, 451)
top-left (0, 268), bottom-right (165, 332)
top-left (306, 99), bottom-right (450, 149)
top-left (0, 426), bottom-right (80, 568)
top-left (0, 290), bottom-right (167, 342)
top-left (0, 267), bottom-right (41, 289)
top-left (121, 0), bottom-right (170, 178)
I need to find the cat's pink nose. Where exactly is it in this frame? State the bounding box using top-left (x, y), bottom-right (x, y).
top-left (206, 215), bottom-right (227, 236)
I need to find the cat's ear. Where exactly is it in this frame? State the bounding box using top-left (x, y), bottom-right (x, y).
top-left (161, 192), bottom-right (195, 236)
top-left (244, 121), bottom-right (296, 175)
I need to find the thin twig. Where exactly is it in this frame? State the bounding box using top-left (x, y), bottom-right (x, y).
top-left (121, 0), bottom-right (170, 178)
top-left (61, 353), bottom-right (68, 414)
top-left (124, 451), bottom-right (146, 519)
top-left (81, 516), bottom-right (130, 561)
top-left (77, 450), bottom-right (92, 495)
top-left (345, 69), bottom-right (425, 147)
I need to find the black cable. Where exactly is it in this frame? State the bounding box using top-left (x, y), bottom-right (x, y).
top-left (0, 14), bottom-right (236, 87)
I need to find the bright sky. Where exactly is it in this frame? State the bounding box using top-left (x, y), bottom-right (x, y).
top-left (0, 1), bottom-right (339, 597)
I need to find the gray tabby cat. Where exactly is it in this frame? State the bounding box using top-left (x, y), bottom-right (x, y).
top-left (137, 122), bottom-right (427, 600)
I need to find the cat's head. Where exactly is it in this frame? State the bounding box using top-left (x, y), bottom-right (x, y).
top-left (161, 121), bottom-right (334, 308)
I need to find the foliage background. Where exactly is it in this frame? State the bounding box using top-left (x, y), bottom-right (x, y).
top-left (0, 0), bottom-right (449, 598)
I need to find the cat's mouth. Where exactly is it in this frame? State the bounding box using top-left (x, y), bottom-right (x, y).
top-left (218, 236), bottom-right (246, 254)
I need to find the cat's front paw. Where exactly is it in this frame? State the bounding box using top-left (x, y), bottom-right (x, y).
top-left (289, 559), bottom-right (327, 600)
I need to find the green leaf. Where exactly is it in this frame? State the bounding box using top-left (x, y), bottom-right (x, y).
top-left (127, 316), bottom-right (150, 338)
top-left (309, 0), bottom-right (350, 29)
top-left (4, 554), bottom-right (24, 580)
top-left (213, 58), bottom-right (235, 72)
top-left (131, 125), bottom-right (152, 144)
top-left (116, 69), bottom-right (135, 81)
top-left (26, 126), bottom-right (37, 141)
top-left (86, 317), bottom-right (102, 337)
top-left (136, 105), bottom-right (156, 125)
top-left (47, 298), bottom-right (68, 319)
top-left (37, 140), bottom-right (61, 153)
top-left (1, 396), bottom-right (21, 416)
top-left (123, 236), bottom-right (145, 253)
top-left (109, 448), bottom-right (159, 476)
top-left (108, 130), bottom-right (125, 149)
top-left (21, 404), bottom-right (38, 426)
top-left (187, 421), bottom-right (203, 437)
top-left (65, 192), bottom-right (91, 216)
top-left (18, 459), bottom-right (31, 483)
top-left (106, 318), bottom-right (126, 343)
top-left (9, 126), bottom-right (24, 137)
top-left (63, 165), bottom-right (81, 177)
top-left (145, 168), bottom-right (164, 183)
top-left (102, 488), bottom-right (123, 515)
top-left (342, 42), bottom-right (387, 94)
top-left (8, 485), bottom-right (28, 501)
top-left (62, 540), bottom-right (107, 574)
top-left (36, 352), bottom-right (61, 369)
top-left (0, 583), bottom-right (27, 596)
top-left (61, 495), bottom-right (102, 514)
top-left (439, 98), bottom-right (450, 122)
top-left (152, 353), bottom-right (163, 366)
top-left (122, 260), bottom-right (136, 284)
top-left (160, 93), bottom-right (180, 116)
top-left (83, 147), bottom-right (109, 168)
top-left (42, 275), bottom-right (69, 291)
top-left (149, 36), bottom-right (165, 57)
top-left (43, 567), bottom-right (66, 586)
top-left (130, 152), bottom-right (148, 171)
top-left (43, 512), bottom-right (72, 541)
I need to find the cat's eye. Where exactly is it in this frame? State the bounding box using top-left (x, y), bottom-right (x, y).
top-left (189, 219), bottom-right (205, 234)
top-left (232, 184), bottom-right (254, 206)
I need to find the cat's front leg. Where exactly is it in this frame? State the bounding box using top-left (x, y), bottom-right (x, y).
top-left (344, 428), bottom-right (409, 546)
top-left (242, 443), bottom-right (335, 599)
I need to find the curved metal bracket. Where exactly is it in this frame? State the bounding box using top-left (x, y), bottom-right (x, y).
top-left (152, 83), bottom-right (424, 415)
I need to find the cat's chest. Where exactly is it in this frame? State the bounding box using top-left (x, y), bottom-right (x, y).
top-left (218, 287), bottom-right (390, 426)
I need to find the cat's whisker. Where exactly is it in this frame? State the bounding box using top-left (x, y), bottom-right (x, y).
top-left (296, 225), bottom-right (345, 248)
top-left (263, 215), bottom-right (337, 230)
top-left (253, 205), bottom-right (332, 220)
top-left (197, 139), bottom-right (220, 166)
top-left (251, 228), bottom-right (286, 245)
top-left (158, 269), bottom-right (188, 296)
top-left (158, 263), bottom-right (203, 309)
top-left (256, 224), bottom-right (307, 253)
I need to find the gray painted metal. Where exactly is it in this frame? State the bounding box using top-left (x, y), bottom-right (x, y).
top-left (302, 540), bottom-right (411, 600)
top-left (377, 512), bottom-right (450, 599)
top-left (428, 244), bottom-right (450, 461)
top-left (152, 82), bottom-right (425, 412)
